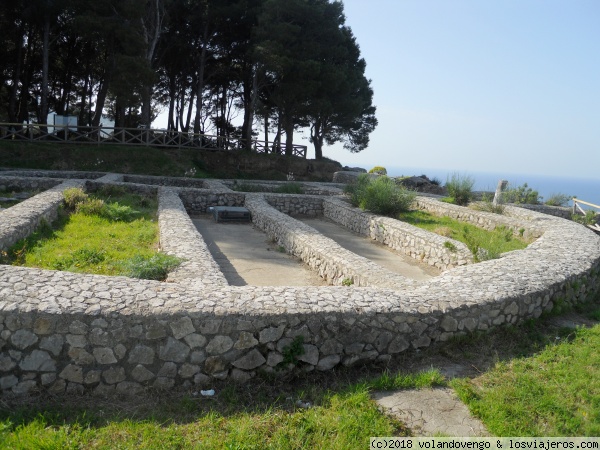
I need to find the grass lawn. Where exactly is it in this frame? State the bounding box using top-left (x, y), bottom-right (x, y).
top-left (1, 187), bottom-right (180, 279)
top-left (0, 370), bottom-right (445, 449)
top-left (398, 210), bottom-right (529, 260)
top-left (451, 321), bottom-right (600, 436)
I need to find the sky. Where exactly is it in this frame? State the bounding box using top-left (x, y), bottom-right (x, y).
top-left (296, 0), bottom-right (600, 178)
top-left (150, 0), bottom-right (600, 180)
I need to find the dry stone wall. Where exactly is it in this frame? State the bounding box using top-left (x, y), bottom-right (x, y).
top-left (323, 197), bottom-right (472, 270)
top-left (1, 171), bottom-right (599, 398)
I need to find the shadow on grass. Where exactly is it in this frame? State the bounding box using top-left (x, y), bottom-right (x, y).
top-left (1, 298), bottom-right (598, 434)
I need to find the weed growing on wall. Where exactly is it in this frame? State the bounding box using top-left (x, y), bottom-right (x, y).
top-left (502, 183), bottom-right (541, 204)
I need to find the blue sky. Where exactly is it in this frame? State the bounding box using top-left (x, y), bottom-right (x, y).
top-left (303, 0), bottom-right (599, 178)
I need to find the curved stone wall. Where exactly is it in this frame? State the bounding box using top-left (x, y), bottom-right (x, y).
top-left (1, 171), bottom-right (599, 397)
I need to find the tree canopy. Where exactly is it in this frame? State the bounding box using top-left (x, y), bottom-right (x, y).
top-left (0, 0), bottom-right (377, 159)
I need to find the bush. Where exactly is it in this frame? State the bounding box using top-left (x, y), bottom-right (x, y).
top-left (102, 202), bottom-right (139, 221)
top-left (502, 183), bottom-right (540, 204)
top-left (368, 166), bottom-right (387, 175)
top-left (63, 188), bottom-right (88, 210)
top-left (274, 182), bottom-right (304, 194)
top-left (75, 198), bottom-right (105, 216)
top-left (545, 193), bottom-right (572, 207)
top-left (123, 253), bottom-right (183, 280)
top-left (445, 173), bottom-right (475, 206)
top-left (345, 174), bottom-right (415, 216)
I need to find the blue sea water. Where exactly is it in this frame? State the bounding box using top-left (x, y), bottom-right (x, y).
top-left (386, 166), bottom-right (600, 208)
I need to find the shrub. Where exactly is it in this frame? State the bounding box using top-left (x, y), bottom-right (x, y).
top-left (123, 253), bottom-right (183, 280)
top-left (368, 166), bottom-right (387, 175)
top-left (345, 174), bottom-right (415, 216)
top-left (502, 183), bottom-right (540, 204)
top-left (75, 198), bottom-right (105, 216)
top-left (63, 188), bottom-right (88, 210)
top-left (274, 182), bottom-right (304, 194)
top-left (101, 202), bottom-right (139, 221)
top-left (445, 173), bottom-right (475, 206)
top-left (572, 210), bottom-right (597, 226)
top-left (544, 193), bottom-right (573, 207)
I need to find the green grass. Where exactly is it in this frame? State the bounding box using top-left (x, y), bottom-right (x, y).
top-left (0, 370), bottom-right (447, 448)
top-left (451, 323), bottom-right (600, 436)
top-left (1, 187), bottom-right (180, 280)
top-left (399, 210), bottom-right (529, 260)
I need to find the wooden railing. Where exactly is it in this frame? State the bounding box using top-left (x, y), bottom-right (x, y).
top-left (573, 198), bottom-right (600, 232)
top-left (0, 122), bottom-right (307, 159)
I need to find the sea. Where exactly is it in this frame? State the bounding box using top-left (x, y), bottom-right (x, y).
top-left (386, 166), bottom-right (600, 208)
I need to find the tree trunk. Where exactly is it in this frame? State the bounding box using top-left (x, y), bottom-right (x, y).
top-left (92, 77), bottom-right (109, 127)
top-left (39, 17), bottom-right (50, 128)
top-left (283, 114), bottom-right (294, 156)
top-left (310, 120), bottom-right (324, 160)
top-left (8, 26), bottom-right (24, 123)
top-left (193, 24), bottom-right (209, 134)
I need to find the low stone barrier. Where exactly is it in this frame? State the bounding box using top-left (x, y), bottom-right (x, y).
top-left (245, 194), bottom-right (414, 289)
top-left (323, 197), bottom-right (472, 270)
top-left (0, 179), bottom-right (84, 251)
top-left (0, 176), bottom-right (61, 193)
top-left (1, 171), bottom-right (599, 397)
top-left (158, 187), bottom-right (227, 288)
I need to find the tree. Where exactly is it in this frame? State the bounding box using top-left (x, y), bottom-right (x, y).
top-left (255, 0), bottom-right (376, 158)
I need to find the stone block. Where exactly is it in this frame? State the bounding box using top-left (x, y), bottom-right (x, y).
top-left (206, 336), bottom-right (233, 355)
top-left (40, 335), bottom-right (64, 356)
top-left (68, 347), bottom-right (95, 365)
top-left (93, 348), bottom-right (117, 364)
top-left (128, 344), bottom-right (155, 365)
top-left (10, 329), bottom-right (38, 349)
top-left (102, 367), bottom-right (126, 385)
top-left (60, 364), bottom-right (83, 383)
top-left (19, 350), bottom-right (56, 372)
top-left (232, 349), bottom-right (266, 370)
top-left (131, 365), bottom-right (155, 382)
top-left (170, 316), bottom-right (195, 339)
top-left (317, 355), bottom-right (340, 371)
top-left (159, 337), bottom-right (190, 362)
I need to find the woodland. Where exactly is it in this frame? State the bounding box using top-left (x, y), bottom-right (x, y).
top-left (0, 0), bottom-right (377, 158)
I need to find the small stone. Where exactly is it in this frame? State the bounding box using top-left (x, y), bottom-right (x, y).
top-left (190, 350), bottom-right (206, 364)
top-left (193, 372), bottom-right (211, 386)
top-left (60, 364), bottom-right (83, 383)
top-left (10, 330), bottom-right (38, 350)
top-left (412, 335), bottom-right (431, 348)
top-left (89, 328), bottom-right (112, 346)
top-left (33, 317), bottom-right (55, 335)
top-left (157, 362), bottom-right (177, 378)
top-left (441, 316), bottom-right (459, 332)
top-left (206, 336), bottom-right (233, 355)
top-left (204, 356), bottom-right (226, 374)
top-left (0, 355), bottom-right (16, 371)
top-left (19, 350), bottom-right (56, 372)
top-left (114, 344), bottom-right (127, 360)
top-left (388, 336), bottom-right (410, 353)
top-left (40, 335), bottom-right (64, 356)
top-left (297, 344), bottom-right (319, 365)
top-left (259, 326), bottom-right (285, 344)
top-left (131, 365), bottom-right (155, 382)
top-left (84, 370), bottom-right (102, 385)
top-left (102, 367), bottom-right (126, 384)
top-left (317, 355), bottom-right (340, 371)
top-left (41, 373), bottom-right (57, 385)
top-left (128, 344), bottom-right (155, 365)
top-left (267, 352), bottom-right (284, 367)
top-left (159, 337), bottom-right (190, 362)
top-left (69, 320), bottom-right (88, 335)
top-left (0, 375), bottom-right (18, 390)
top-left (68, 348), bottom-right (95, 365)
top-left (199, 319), bottom-right (221, 334)
top-left (232, 349), bottom-right (266, 370)
top-left (234, 332), bottom-right (258, 350)
top-left (184, 333), bottom-right (207, 349)
top-left (66, 334), bottom-right (87, 348)
top-left (170, 316), bottom-right (195, 339)
top-left (49, 379), bottom-right (66, 394)
top-left (93, 348), bottom-right (117, 364)
top-left (320, 339), bottom-right (343, 355)
top-left (179, 363), bottom-right (201, 378)
top-left (145, 323), bottom-right (167, 340)
top-left (91, 318), bottom-right (109, 328)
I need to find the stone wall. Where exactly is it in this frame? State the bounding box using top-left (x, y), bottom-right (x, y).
top-left (0, 179), bottom-right (84, 251)
top-left (0, 176), bottom-right (61, 193)
top-left (323, 197), bottom-right (472, 270)
top-left (1, 171), bottom-right (600, 397)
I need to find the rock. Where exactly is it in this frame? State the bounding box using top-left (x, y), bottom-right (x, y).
top-left (128, 344), bottom-right (155, 365)
top-left (19, 350), bottom-right (56, 371)
top-left (179, 364), bottom-right (201, 378)
top-left (234, 332), bottom-right (259, 350)
top-left (131, 365), bottom-right (155, 382)
top-left (102, 367), bottom-right (126, 384)
top-left (317, 355), bottom-right (340, 371)
top-left (231, 368), bottom-right (252, 383)
top-left (40, 335), bottom-right (64, 356)
top-left (170, 316), bottom-right (195, 339)
top-left (297, 344), bottom-right (319, 365)
top-left (159, 337), bottom-right (190, 362)
top-left (184, 333), bottom-right (207, 349)
top-left (60, 364), bottom-right (83, 383)
top-left (10, 330), bottom-right (38, 349)
top-left (232, 349), bottom-right (266, 370)
top-left (205, 335), bottom-right (233, 355)
top-left (259, 326), bottom-right (285, 344)
top-left (116, 381), bottom-right (144, 396)
top-left (93, 348), bottom-right (117, 364)
top-left (157, 362), bottom-right (177, 378)
top-left (68, 348), bottom-right (95, 365)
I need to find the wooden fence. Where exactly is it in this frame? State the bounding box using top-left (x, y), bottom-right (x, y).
top-left (0, 122), bottom-right (307, 159)
top-left (573, 198), bottom-right (600, 232)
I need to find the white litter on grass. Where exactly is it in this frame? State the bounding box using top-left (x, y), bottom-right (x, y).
top-left (201, 389), bottom-right (215, 396)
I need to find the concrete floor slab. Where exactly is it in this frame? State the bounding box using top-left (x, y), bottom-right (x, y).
top-left (299, 217), bottom-right (440, 281)
top-left (192, 215), bottom-right (327, 286)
